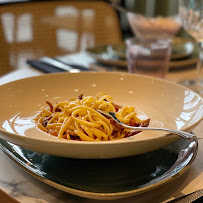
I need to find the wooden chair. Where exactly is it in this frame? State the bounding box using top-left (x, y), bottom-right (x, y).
top-left (0, 0), bottom-right (122, 75)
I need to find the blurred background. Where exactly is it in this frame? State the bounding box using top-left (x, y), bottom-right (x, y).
top-left (0, 0), bottom-right (192, 76)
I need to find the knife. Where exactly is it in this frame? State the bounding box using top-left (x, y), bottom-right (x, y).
top-left (27, 57), bottom-right (90, 73)
top-left (40, 57), bottom-right (90, 71)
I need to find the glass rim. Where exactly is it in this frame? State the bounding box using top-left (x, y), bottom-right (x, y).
top-left (125, 37), bottom-right (171, 45)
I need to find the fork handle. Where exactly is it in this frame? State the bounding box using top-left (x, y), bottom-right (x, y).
top-left (122, 125), bottom-right (196, 140)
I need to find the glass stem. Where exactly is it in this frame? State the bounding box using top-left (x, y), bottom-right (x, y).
top-left (197, 41), bottom-right (203, 88)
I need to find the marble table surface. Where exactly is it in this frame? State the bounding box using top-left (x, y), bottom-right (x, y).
top-left (0, 53), bottom-right (202, 203)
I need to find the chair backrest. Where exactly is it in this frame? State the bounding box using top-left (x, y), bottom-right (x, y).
top-left (0, 1), bottom-right (122, 75)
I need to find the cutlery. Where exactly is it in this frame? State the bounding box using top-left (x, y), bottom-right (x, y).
top-left (109, 2), bottom-right (145, 20)
top-left (40, 57), bottom-right (89, 72)
top-left (167, 189), bottom-right (203, 203)
top-left (27, 59), bottom-right (65, 73)
top-left (97, 110), bottom-right (196, 140)
top-left (108, 1), bottom-right (132, 14)
top-left (110, 3), bottom-right (129, 13)
top-left (48, 57), bottom-right (114, 72)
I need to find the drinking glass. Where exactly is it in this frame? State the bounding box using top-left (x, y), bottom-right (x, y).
top-left (179, 0), bottom-right (203, 95)
top-left (119, 1), bottom-right (181, 78)
top-left (126, 37), bottom-right (171, 78)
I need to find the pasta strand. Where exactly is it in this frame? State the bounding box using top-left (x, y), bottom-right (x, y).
top-left (36, 93), bottom-right (150, 141)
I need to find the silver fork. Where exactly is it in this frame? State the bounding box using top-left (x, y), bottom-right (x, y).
top-left (97, 110), bottom-right (196, 140)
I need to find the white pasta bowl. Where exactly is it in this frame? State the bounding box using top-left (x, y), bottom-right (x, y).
top-left (0, 72), bottom-right (202, 159)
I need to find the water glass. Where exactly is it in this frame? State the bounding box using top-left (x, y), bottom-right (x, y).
top-left (179, 0), bottom-right (203, 95)
top-left (126, 38), bottom-right (171, 78)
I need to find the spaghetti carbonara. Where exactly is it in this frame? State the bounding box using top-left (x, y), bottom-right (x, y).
top-left (36, 92), bottom-right (150, 141)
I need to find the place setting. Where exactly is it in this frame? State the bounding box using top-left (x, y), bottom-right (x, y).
top-left (84, 3), bottom-right (198, 73)
top-left (85, 36), bottom-right (198, 70)
top-left (0, 71), bottom-right (202, 200)
top-left (0, 134), bottom-right (198, 200)
top-left (26, 34), bottom-right (198, 74)
top-left (0, 0), bottom-right (203, 202)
